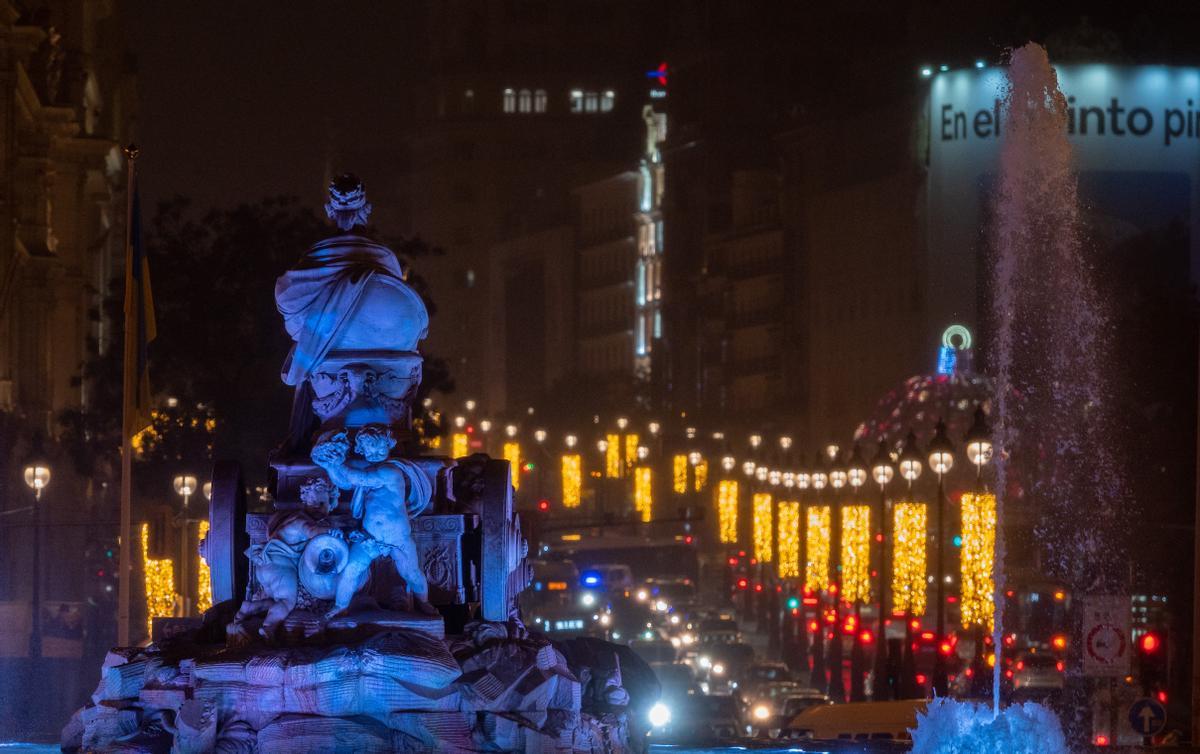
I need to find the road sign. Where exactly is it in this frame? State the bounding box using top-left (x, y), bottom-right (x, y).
top-left (1129, 697), bottom-right (1167, 736)
top-left (1082, 596), bottom-right (1131, 677)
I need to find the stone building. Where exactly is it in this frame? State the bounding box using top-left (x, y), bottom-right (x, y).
top-left (0, 0), bottom-right (135, 431)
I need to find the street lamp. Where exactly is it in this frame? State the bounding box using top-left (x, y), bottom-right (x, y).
top-left (964, 406), bottom-right (993, 480)
top-left (565, 434), bottom-right (578, 449)
top-left (927, 419), bottom-right (955, 697)
top-left (870, 440), bottom-right (894, 700)
top-left (479, 419), bottom-right (493, 434)
top-left (897, 429), bottom-right (922, 697)
top-left (722, 455), bottom-right (736, 473)
top-left (23, 463), bottom-right (50, 658)
top-left (847, 444), bottom-right (868, 701)
top-left (648, 421), bottom-right (661, 436)
top-left (173, 474), bottom-right (198, 615)
top-left (742, 460), bottom-right (756, 478)
top-left (827, 449), bottom-right (847, 701)
top-left (534, 429), bottom-right (547, 444)
top-left (505, 424), bottom-right (518, 438)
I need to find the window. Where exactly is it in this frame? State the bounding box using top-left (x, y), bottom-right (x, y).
top-left (518, 89), bottom-right (532, 113)
top-left (570, 89), bottom-right (616, 114)
top-left (534, 89), bottom-right (547, 113)
top-left (503, 89), bottom-right (516, 113)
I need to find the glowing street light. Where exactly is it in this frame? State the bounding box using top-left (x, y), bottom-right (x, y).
top-left (898, 431), bottom-right (923, 487)
top-left (870, 439), bottom-right (894, 700)
top-left (453, 415), bottom-right (466, 429)
top-left (742, 460), bottom-right (756, 477)
top-left (23, 462), bottom-right (50, 658)
top-left (479, 419), bottom-right (493, 433)
top-left (964, 406), bottom-right (993, 478)
top-left (647, 421), bottom-right (661, 436)
top-left (464, 399), bottom-right (477, 411)
top-left (173, 475), bottom-right (199, 508)
top-left (927, 419), bottom-right (956, 697)
top-left (847, 444), bottom-right (868, 490)
top-left (505, 424), bottom-right (518, 438)
top-left (564, 434), bottom-right (578, 449)
top-left (534, 429), bottom-right (548, 444)
top-left (721, 455), bottom-right (736, 472)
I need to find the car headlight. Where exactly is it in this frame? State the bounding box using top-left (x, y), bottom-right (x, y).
top-left (752, 703), bottom-right (772, 721)
top-left (712, 663), bottom-right (725, 676)
top-left (636, 589), bottom-right (648, 601)
top-left (655, 600), bottom-right (669, 612)
top-left (649, 702), bottom-right (671, 728)
top-left (698, 655), bottom-right (712, 669)
top-left (681, 632), bottom-right (695, 645)
top-left (581, 592), bottom-right (596, 607)
top-left (599, 614), bottom-right (611, 626)
top-left (670, 614), bottom-right (681, 625)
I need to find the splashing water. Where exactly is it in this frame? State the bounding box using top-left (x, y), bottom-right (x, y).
top-left (989, 42), bottom-right (1127, 719)
top-left (911, 698), bottom-right (1069, 754)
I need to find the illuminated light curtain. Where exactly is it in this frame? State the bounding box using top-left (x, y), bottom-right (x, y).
top-left (960, 492), bottom-right (997, 631)
top-left (693, 460), bottom-right (708, 491)
top-left (672, 454), bottom-right (688, 493)
top-left (753, 493), bottom-right (773, 562)
top-left (503, 442), bottom-right (522, 490)
top-left (605, 433), bottom-right (621, 478)
top-left (141, 523), bottom-right (175, 635)
top-left (717, 480), bottom-right (739, 544)
top-left (841, 505), bottom-right (872, 604)
top-left (777, 501), bottom-right (801, 579)
top-left (561, 454), bottom-right (582, 509)
top-left (196, 520), bottom-right (213, 614)
top-left (634, 467), bottom-right (653, 522)
top-left (805, 506), bottom-right (831, 592)
top-left (892, 501), bottom-right (928, 616)
top-left (451, 432), bottom-right (469, 458)
top-left (624, 434), bottom-right (640, 466)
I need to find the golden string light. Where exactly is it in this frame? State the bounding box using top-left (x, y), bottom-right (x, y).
top-left (805, 505), bottom-right (831, 592)
top-left (451, 432), bottom-right (469, 459)
top-left (777, 500), bottom-right (801, 579)
top-left (892, 501), bottom-right (928, 616)
top-left (693, 459), bottom-right (708, 491)
top-left (624, 433), bottom-right (640, 467)
top-left (196, 520), bottom-right (212, 614)
top-left (605, 433), bottom-right (621, 478)
top-left (960, 492), bottom-right (997, 631)
top-left (561, 453), bottom-right (582, 509)
top-left (841, 504), bottom-right (872, 604)
top-left (717, 480), bottom-right (739, 544)
top-left (634, 466), bottom-right (653, 522)
top-left (503, 442), bottom-right (521, 490)
top-left (753, 492), bottom-right (773, 563)
top-left (141, 522), bottom-right (175, 635)
top-left (673, 454), bottom-right (688, 494)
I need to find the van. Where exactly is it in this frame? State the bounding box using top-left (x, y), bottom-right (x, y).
top-left (780, 699), bottom-right (928, 743)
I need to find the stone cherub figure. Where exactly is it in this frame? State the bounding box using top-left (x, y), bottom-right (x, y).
top-left (311, 424), bottom-right (437, 616)
top-left (232, 478), bottom-right (346, 640)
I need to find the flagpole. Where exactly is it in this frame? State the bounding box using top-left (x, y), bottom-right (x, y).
top-left (118, 144), bottom-right (138, 647)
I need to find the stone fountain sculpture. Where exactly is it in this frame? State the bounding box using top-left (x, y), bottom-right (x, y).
top-left (62, 175), bottom-right (650, 753)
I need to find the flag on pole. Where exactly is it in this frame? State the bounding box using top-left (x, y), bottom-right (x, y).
top-left (122, 156), bottom-right (156, 440)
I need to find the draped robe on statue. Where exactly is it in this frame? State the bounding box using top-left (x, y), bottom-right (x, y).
top-left (275, 235), bottom-right (429, 387)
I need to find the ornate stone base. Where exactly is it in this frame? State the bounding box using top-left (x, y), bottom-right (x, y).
top-left (63, 623), bottom-right (635, 753)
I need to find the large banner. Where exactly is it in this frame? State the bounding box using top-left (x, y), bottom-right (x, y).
top-left (925, 65), bottom-right (1200, 343)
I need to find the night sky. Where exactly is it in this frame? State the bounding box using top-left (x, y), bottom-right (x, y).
top-left (122, 1), bottom-right (420, 220)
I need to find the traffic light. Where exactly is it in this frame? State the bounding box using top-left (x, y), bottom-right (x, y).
top-left (1136, 630), bottom-right (1167, 694)
top-left (736, 577), bottom-right (749, 590)
top-left (786, 596), bottom-right (801, 610)
top-left (537, 499), bottom-right (550, 512)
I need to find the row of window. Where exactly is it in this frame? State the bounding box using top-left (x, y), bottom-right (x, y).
top-left (500, 88), bottom-right (615, 114)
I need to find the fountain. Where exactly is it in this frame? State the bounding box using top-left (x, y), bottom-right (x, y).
top-left (912, 40), bottom-right (1123, 754)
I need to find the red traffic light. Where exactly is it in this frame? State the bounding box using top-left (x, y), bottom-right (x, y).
top-left (537, 499), bottom-right (550, 512)
top-left (1140, 633), bottom-right (1161, 653)
top-left (736, 577), bottom-right (749, 590)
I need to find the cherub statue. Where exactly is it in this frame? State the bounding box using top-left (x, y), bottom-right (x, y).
top-left (231, 478), bottom-right (344, 639)
top-left (311, 424), bottom-right (437, 616)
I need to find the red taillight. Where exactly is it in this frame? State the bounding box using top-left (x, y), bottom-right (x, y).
top-left (1056, 661), bottom-right (1064, 672)
top-left (754, 583), bottom-right (764, 593)
top-left (860, 630), bottom-right (874, 644)
top-left (1005, 669), bottom-right (1014, 679)
top-left (965, 668), bottom-right (974, 678)
top-left (736, 578), bottom-right (749, 590)
top-left (727, 557), bottom-right (738, 566)
top-left (1094, 734), bottom-right (1110, 746)
top-left (1140, 633), bottom-right (1160, 653)
top-left (809, 620), bottom-right (819, 632)
top-left (1016, 661), bottom-right (1024, 670)
top-left (1157, 690), bottom-right (1168, 704)
top-left (939, 642), bottom-right (953, 655)
top-left (920, 631), bottom-right (936, 641)
top-left (915, 673), bottom-right (927, 685)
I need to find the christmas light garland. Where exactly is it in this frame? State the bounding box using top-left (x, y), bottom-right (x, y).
top-left (634, 466), bottom-right (653, 522)
top-left (805, 505), bottom-right (831, 592)
top-left (892, 501), bottom-right (927, 616)
top-left (503, 442), bottom-right (521, 490)
top-left (841, 504), bottom-right (872, 604)
top-left (561, 454), bottom-right (582, 508)
top-left (753, 493), bottom-right (774, 562)
top-left (673, 454), bottom-right (688, 493)
top-left (777, 500), bottom-right (801, 579)
top-left (141, 523), bottom-right (175, 635)
top-left (717, 480), bottom-right (739, 544)
top-left (196, 520), bottom-right (212, 614)
top-left (960, 492), bottom-right (996, 630)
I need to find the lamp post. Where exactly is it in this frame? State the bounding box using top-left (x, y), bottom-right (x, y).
top-left (23, 464), bottom-right (50, 659)
top-left (794, 465), bottom-right (811, 676)
top-left (871, 440), bottom-right (895, 701)
top-left (898, 430), bottom-right (923, 698)
top-left (847, 444), bottom-right (868, 702)
top-left (809, 455), bottom-right (829, 691)
top-left (173, 474), bottom-right (198, 615)
top-left (963, 407), bottom-right (993, 695)
top-left (927, 420), bottom-right (955, 697)
top-left (827, 450), bottom-right (848, 702)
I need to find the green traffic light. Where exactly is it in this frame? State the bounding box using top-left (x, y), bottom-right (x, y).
top-left (786, 596), bottom-right (800, 609)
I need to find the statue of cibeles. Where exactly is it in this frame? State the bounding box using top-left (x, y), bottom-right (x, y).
top-left (275, 173), bottom-right (428, 449)
top-left (311, 423), bottom-right (436, 616)
top-left (232, 478), bottom-right (347, 639)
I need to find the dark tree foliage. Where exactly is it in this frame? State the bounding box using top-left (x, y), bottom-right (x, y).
top-left (60, 196), bottom-right (454, 492)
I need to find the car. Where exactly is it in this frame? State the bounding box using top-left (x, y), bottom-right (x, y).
top-left (1012, 651), bottom-right (1064, 692)
top-left (740, 681), bottom-right (811, 734)
top-left (780, 698), bottom-right (927, 743)
top-left (580, 563), bottom-right (634, 593)
top-left (630, 637), bottom-right (678, 665)
top-left (698, 617), bottom-right (741, 644)
top-left (646, 686), bottom-right (740, 743)
top-left (695, 642), bottom-right (755, 695)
